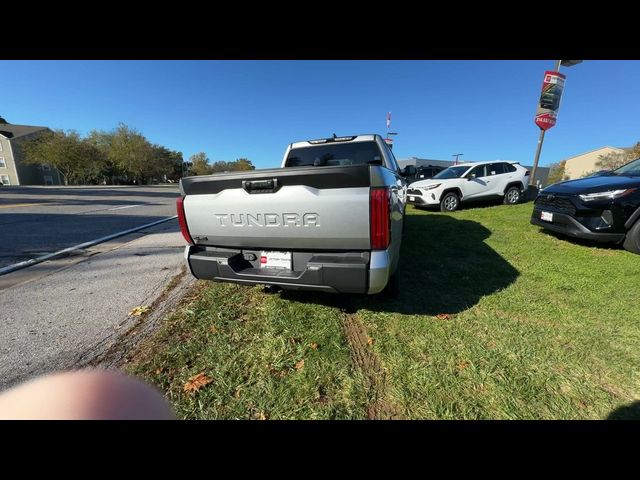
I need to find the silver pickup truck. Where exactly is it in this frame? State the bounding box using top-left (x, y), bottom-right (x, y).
top-left (176, 134), bottom-right (412, 294)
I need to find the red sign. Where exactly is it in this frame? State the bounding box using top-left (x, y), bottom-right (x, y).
top-left (535, 112), bottom-right (558, 130)
top-left (534, 70), bottom-right (566, 131)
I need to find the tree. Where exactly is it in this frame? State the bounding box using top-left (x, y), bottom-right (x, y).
top-left (189, 152), bottom-right (212, 176)
top-left (107, 123), bottom-right (155, 183)
top-left (595, 151), bottom-right (629, 171)
top-left (151, 145), bottom-right (183, 181)
top-left (22, 129), bottom-right (99, 185)
top-left (86, 129), bottom-right (120, 184)
top-left (628, 142), bottom-right (640, 161)
top-left (208, 158), bottom-right (256, 173)
top-left (76, 140), bottom-right (108, 184)
top-left (209, 160), bottom-right (230, 173)
top-left (547, 160), bottom-right (569, 185)
top-left (233, 158), bottom-right (255, 171)
top-left (88, 123), bottom-right (178, 184)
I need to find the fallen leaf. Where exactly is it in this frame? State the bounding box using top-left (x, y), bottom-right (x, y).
top-left (309, 342), bottom-right (318, 350)
top-left (129, 305), bottom-right (151, 317)
top-left (210, 325), bottom-right (218, 334)
top-left (155, 368), bottom-right (162, 375)
top-left (251, 412), bottom-right (267, 420)
top-left (294, 359), bottom-right (305, 371)
top-left (366, 337), bottom-right (374, 345)
top-left (183, 372), bottom-right (213, 393)
top-left (234, 386), bottom-right (242, 399)
top-left (436, 313), bottom-right (452, 320)
top-left (456, 360), bottom-right (470, 372)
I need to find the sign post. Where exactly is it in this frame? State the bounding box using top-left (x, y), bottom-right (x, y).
top-left (529, 61), bottom-right (566, 189)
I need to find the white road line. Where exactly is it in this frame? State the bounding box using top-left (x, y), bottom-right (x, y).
top-left (106, 204), bottom-right (143, 211)
top-left (0, 216), bottom-right (178, 276)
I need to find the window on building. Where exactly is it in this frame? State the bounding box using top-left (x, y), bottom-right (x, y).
top-left (44, 175), bottom-right (54, 185)
top-left (1, 174), bottom-right (10, 186)
top-left (0, 157), bottom-right (6, 168)
top-left (42, 164), bottom-right (51, 171)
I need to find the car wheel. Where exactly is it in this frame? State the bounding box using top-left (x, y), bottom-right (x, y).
top-left (623, 220), bottom-right (640, 254)
top-left (504, 186), bottom-right (521, 205)
top-left (440, 192), bottom-right (460, 212)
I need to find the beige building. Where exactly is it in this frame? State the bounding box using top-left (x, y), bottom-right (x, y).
top-left (0, 122), bottom-right (63, 186)
top-left (563, 146), bottom-right (625, 180)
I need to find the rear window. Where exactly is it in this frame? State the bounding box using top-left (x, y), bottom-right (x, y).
top-left (489, 163), bottom-right (507, 175)
top-left (285, 142), bottom-right (383, 168)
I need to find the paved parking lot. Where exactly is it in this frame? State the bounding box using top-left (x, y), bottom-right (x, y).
top-left (0, 185), bottom-right (179, 268)
top-left (0, 185), bottom-right (188, 391)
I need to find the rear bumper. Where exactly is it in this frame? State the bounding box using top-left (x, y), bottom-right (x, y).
top-left (530, 209), bottom-right (625, 243)
top-left (185, 246), bottom-right (392, 294)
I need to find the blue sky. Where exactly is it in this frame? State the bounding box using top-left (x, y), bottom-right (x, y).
top-left (2, 60), bottom-right (639, 168)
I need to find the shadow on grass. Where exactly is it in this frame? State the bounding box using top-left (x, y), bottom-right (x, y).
top-left (536, 229), bottom-right (623, 252)
top-left (280, 213), bottom-right (520, 316)
top-left (607, 401), bottom-right (640, 420)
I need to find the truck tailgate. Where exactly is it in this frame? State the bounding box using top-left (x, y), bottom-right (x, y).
top-left (180, 165), bottom-right (372, 250)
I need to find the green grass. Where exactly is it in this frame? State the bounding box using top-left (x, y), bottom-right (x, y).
top-left (127, 202), bottom-right (640, 419)
top-left (127, 280), bottom-right (368, 419)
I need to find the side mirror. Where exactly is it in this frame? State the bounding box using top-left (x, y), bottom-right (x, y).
top-left (402, 165), bottom-right (417, 177)
top-left (467, 174), bottom-right (476, 181)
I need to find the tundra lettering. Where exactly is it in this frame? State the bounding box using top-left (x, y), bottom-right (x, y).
top-left (214, 213), bottom-right (321, 227)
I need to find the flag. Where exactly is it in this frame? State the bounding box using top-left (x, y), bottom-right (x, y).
top-left (386, 112), bottom-right (391, 129)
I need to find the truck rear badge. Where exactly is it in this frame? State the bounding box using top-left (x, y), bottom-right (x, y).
top-left (214, 213), bottom-right (320, 227)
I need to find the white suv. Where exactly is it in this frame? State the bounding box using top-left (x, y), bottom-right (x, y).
top-left (406, 161), bottom-right (529, 212)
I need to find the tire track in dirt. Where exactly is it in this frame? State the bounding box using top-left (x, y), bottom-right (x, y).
top-left (342, 311), bottom-right (402, 420)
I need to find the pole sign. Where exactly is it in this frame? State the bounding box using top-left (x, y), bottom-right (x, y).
top-left (534, 70), bottom-right (566, 131)
top-left (384, 138), bottom-right (393, 149)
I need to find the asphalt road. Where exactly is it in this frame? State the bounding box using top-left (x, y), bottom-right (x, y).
top-left (0, 220), bottom-right (189, 391)
top-left (0, 185), bottom-right (180, 268)
top-left (0, 185), bottom-right (188, 391)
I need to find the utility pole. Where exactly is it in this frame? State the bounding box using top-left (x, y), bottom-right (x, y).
top-left (453, 153), bottom-right (463, 165)
top-left (530, 60), bottom-right (582, 190)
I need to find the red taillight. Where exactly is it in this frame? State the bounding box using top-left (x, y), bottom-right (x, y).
top-left (370, 187), bottom-right (390, 250)
top-left (176, 196), bottom-right (194, 244)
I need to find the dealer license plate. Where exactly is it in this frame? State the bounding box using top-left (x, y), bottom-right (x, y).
top-left (260, 251), bottom-right (292, 270)
top-left (541, 211), bottom-right (553, 222)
